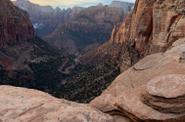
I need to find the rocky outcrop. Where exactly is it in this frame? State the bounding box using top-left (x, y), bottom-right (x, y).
top-left (90, 39), bottom-right (185, 121)
top-left (0, 85), bottom-right (113, 122)
top-left (0, 0), bottom-right (34, 47)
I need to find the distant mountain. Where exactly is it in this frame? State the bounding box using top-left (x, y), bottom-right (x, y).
top-left (13, 0), bottom-right (84, 37)
top-left (0, 0), bottom-right (34, 47)
top-left (13, 0), bottom-right (133, 56)
top-left (45, 3), bottom-right (133, 55)
top-left (110, 1), bottom-right (134, 12)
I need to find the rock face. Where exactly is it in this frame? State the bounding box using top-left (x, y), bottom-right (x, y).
top-left (91, 39), bottom-right (185, 122)
top-left (0, 0), bottom-right (34, 47)
top-left (0, 85), bottom-right (113, 122)
top-left (111, 0), bottom-right (185, 54)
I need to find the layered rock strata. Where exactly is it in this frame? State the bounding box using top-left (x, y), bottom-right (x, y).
top-left (143, 75), bottom-right (185, 114)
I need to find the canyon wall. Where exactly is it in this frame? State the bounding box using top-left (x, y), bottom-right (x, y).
top-left (0, 0), bottom-right (34, 47)
top-left (1, 0), bottom-right (185, 121)
top-left (81, 0), bottom-right (185, 71)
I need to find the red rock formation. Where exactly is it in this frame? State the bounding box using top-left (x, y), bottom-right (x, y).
top-left (89, 0), bottom-right (185, 121)
top-left (0, 0), bottom-right (34, 47)
top-left (81, 0), bottom-right (185, 71)
top-left (111, 0), bottom-right (185, 54)
top-left (91, 38), bottom-right (185, 122)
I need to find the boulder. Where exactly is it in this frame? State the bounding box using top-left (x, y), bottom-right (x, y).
top-left (146, 74), bottom-right (185, 98)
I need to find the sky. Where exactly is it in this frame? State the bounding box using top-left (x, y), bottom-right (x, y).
top-left (28, 0), bottom-right (136, 8)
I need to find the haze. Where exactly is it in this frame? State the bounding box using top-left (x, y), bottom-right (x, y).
top-left (29, 0), bottom-right (135, 8)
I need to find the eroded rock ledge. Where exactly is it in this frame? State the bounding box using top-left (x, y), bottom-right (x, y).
top-left (0, 85), bottom-right (113, 122)
top-left (90, 39), bottom-right (185, 122)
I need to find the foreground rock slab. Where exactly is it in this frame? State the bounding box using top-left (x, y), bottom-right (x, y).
top-left (91, 39), bottom-right (185, 122)
top-left (0, 86), bottom-right (113, 122)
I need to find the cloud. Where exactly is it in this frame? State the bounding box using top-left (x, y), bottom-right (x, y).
top-left (29, 0), bottom-right (135, 8)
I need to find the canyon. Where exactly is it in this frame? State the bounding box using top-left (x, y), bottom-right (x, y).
top-left (6, 0), bottom-right (134, 103)
top-left (14, 0), bottom-right (133, 55)
top-left (1, 0), bottom-right (185, 122)
top-left (13, 0), bottom-right (83, 37)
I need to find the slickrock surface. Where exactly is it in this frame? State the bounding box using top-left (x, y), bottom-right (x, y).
top-left (91, 39), bottom-right (185, 121)
top-left (0, 85), bottom-right (113, 122)
top-left (146, 74), bottom-right (185, 98)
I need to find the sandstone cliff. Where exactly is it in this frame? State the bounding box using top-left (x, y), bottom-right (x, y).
top-left (110, 0), bottom-right (185, 54)
top-left (0, 0), bottom-right (34, 47)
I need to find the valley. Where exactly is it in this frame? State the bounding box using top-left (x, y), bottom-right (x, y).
top-left (1, 0), bottom-right (185, 121)
top-left (0, 0), bottom-right (133, 103)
